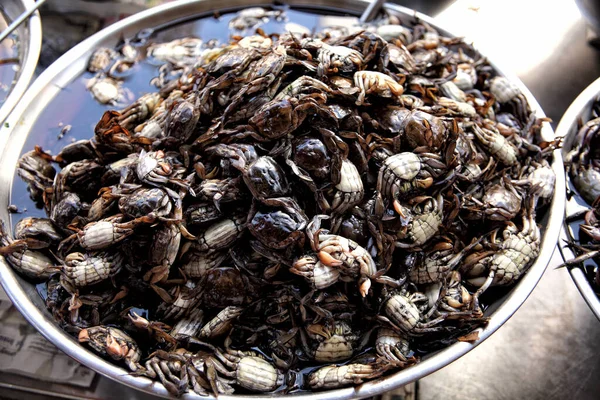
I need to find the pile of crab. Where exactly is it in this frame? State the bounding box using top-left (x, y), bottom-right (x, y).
top-left (3, 7), bottom-right (558, 396)
top-left (563, 98), bottom-right (600, 293)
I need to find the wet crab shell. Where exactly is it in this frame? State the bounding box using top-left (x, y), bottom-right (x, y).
top-left (312, 322), bottom-right (357, 363)
top-left (482, 184), bottom-right (522, 221)
top-left (1, 247), bottom-right (55, 280)
top-left (63, 251), bottom-right (123, 287)
top-left (87, 77), bottom-right (122, 104)
top-left (243, 156), bottom-right (290, 200)
top-left (201, 267), bottom-right (251, 308)
top-left (376, 106), bottom-right (411, 135)
top-left (236, 356), bottom-right (283, 392)
top-left (249, 209), bottom-right (306, 249)
top-left (339, 215), bottom-right (368, 247)
top-left (87, 47), bottom-right (118, 73)
top-left (207, 47), bottom-right (258, 75)
top-left (402, 110), bottom-right (447, 150)
top-left (14, 217), bottom-right (63, 245)
top-left (164, 98), bottom-right (200, 141)
top-left (118, 188), bottom-right (172, 218)
top-left (17, 150), bottom-right (57, 192)
top-left (185, 203), bottom-right (222, 226)
top-left (384, 294), bottom-right (421, 333)
top-left (135, 150), bottom-right (162, 181)
top-left (249, 98), bottom-right (300, 140)
top-left (293, 137), bottom-right (331, 178)
top-left (308, 363), bottom-right (375, 390)
top-left (489, 76), bottom-right (521, 103)
top-left (78, 326), bottom-right (142, 371)
top-left (248, 199), bottom-right (308, 249)
top-left (50, 193), bottom-right (82, 231)
top-left (571, 166), bottom-right (600, 206)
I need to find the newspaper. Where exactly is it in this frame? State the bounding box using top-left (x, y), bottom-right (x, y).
top-left (0, 287), bottom-right (96, 388)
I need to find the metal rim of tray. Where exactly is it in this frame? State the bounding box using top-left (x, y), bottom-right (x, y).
top-left (0, 0), bottom-right (565, 398)
top-left (0, 0), bottom-right (42, 125)
top-left (556, 76), bottom-right (600, 322)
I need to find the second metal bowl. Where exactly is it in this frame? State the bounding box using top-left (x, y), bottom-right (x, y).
top-left (557, 76), bottom-right (600, 321)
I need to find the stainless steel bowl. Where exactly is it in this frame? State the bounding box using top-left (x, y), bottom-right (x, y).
top-left (0, 0), bottom-right (565, 398)
top-left (0, 0), bottom-right (42, 125)
top-left (556, 76), bottom-right (600, 321)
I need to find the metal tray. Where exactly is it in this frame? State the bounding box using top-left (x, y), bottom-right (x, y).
top-left (0, 0), bottom-right (42, 125)
top-left (0, 0), bottom-right (565, 398)
top-left (556, 76), bottom-right (600, 321)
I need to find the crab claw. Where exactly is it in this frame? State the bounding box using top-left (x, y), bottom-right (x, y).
top-left (143, 263), bottom-right (171, 284)
top-left (417, 177), bottom-right (434, 189)
top-left (359, 277), bottom-right (371, 297)
top-left (128, 311), bottom-right (149, 329)
top-left (158, 162), bottom-right (172, 174)
top-left (106, 335), bottom-right (125, 359)
top-left (318, 250), bottom-right (343, 267)
top-left (78, 329), bottom-right (90, 342)
top-left (393, 200), bottom-right (406, 217)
